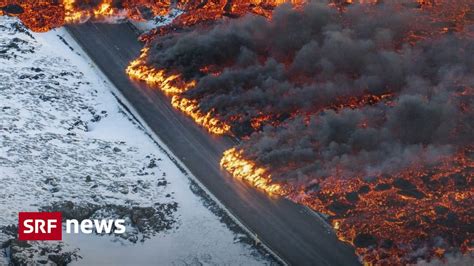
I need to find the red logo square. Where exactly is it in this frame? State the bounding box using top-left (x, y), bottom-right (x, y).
top-left (18, 212), bottom-right (62, 241)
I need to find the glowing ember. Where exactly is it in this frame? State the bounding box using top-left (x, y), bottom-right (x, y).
top-left (127, 47), bottom-right (232, 134)
top-left (127, 48), bottom-right (230, 135)
top-left (220, 148), bottom-right (284, 195)
top-left (171, 95), bottom-right (231, 135)
top-left (222, 146), bottom-right (473, 264)
top-left (127, 48), bottom-right (197, 95)
top-left (297, 148), bottom-right (473, 264)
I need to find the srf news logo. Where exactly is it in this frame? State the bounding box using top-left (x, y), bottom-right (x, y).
top-left (18, 212), bottom-right (126, 241)
top-left (18, 212), bottom-right (62, 241)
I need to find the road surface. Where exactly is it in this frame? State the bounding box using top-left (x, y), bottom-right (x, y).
top-left (66, 22), bottom-right (360, 266)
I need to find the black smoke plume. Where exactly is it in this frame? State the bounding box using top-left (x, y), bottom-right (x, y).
top-left (144, 0), bottom-right (473, 178)
top-left (141, 0), bottom-right (474, 263)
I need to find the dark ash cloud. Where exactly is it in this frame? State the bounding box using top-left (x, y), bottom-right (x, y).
top-left (144, 1), bottom-right (473, 179)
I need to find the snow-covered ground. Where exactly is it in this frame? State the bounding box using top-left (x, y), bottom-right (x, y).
top-left (0, 16), bottom-right (275, 265)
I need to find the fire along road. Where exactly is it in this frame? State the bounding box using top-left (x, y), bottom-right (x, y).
top-left (66, 22), bottom-right (360, 266)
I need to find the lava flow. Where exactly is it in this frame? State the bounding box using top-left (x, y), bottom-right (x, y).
top-left (0, 0), bottom-right (306, 32)
top-left (220, 148), bottom-right (285, 195)
top-left (221, 146), bottom-right (473, 264)
top-left (127, 47), bottom-right (232, 135)
top-left (0, 0), bottom-right (169, 31)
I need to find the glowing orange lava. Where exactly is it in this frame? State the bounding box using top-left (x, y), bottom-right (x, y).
top-left (0, 0), bottom-right (306, 33)
top-left (171, 96), bottom-right (231, 135)
top-left (127, 48), bottom-right (197, 95)
top-left (221, 148), bottom-right (284, 195)
top-left (127, 48), bottom-right (231, 135)
top-left (223, 146), bottom-right (473, 264)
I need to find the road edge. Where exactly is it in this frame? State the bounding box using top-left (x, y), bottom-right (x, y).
top-left (63, 26), bottom-right (289, 266)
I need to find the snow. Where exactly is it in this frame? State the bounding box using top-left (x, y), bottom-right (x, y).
top-left (131, 9), bottom-right (182, 33)
top-left (0, 16), bottom-right (273, 265)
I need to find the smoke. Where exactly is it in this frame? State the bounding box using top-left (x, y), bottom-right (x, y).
top-left (146, 5), bottom-right (473, 260)
top-left (144, 1), bottom-right (473, 179)
top-left (243, 93), bottom-right (469, 182)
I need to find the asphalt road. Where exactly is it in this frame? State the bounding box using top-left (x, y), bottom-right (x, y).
top-left (66, 22), bottom-right (360, 266)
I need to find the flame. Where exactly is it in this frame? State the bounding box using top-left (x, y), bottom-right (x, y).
top-left (127, 48), bottom-right (197, 95)
top-left (127, 48), bottom-right (230, 135)
top-left (62, 0), bottom-right (107, 24)
top-left (220, 148), bottom-right (284, 195)
top-left (171, 96), bottom-right (231, 135)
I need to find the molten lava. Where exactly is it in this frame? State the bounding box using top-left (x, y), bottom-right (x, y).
top-left (127, 47), bottom-right (231, 135)
top-left (0, 0), bottom-right (306, 32)
top-left (221, 148), bottom-right (284, 195)
top-left (7, 0), bottom-right (184, 32)
top-left (127, 48), bottom-right (197, 95)
top-left (223, 146), bottom-right (473, 264)
top-left (171, 95), bottom-right (231, 135)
